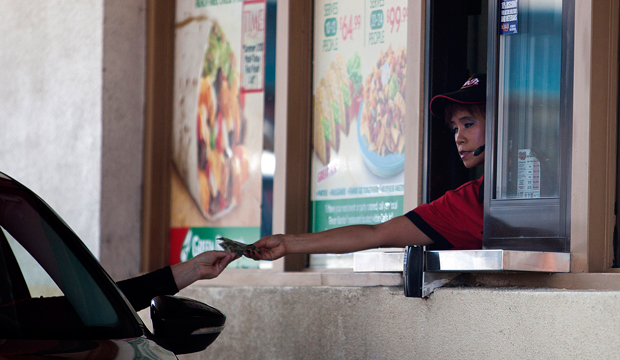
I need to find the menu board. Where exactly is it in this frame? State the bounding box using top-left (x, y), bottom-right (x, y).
top-left (517, 149), bottom-right (540, 198)
top-left (311, 0), bottom-right (408, 241)
top-left (169, 0), bottom-right (266, 269)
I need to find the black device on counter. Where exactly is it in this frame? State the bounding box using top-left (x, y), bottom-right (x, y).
top-left (403, 246), bottom-right (424, 297)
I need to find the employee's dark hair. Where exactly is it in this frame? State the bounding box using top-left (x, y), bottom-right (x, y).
top-left (444, 102), bottom-right (486, 126)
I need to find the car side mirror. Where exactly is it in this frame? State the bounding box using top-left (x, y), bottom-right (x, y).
top-left (150, 295), bottom-right (226, 355)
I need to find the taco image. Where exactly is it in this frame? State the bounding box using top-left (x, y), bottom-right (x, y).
top-left (312, 52), bottom-right (366, 166)
top-left (312, 95), bottom-right (330, 165)
top-left (327, 66), bottom-right (348, 136)
top-left (317, 78), bottom-right (339, 153)
top-left (332, 53), bottom-right (355, 135)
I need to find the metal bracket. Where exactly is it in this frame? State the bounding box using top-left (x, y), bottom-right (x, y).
top-left (404, 247), bottom-right (571, 298)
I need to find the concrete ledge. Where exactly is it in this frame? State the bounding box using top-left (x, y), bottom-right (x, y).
top-left (172, 285), bottom-right (620, 360)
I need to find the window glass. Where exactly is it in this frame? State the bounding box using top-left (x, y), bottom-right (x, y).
top-left (0, 192), bottom-right (119, 338)
top-left (4, 229), bottom-right (63, 298)
top-left (496, 0), bottom-right (562, 199)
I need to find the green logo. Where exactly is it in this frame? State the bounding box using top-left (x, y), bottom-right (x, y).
top-left (178, 227), bottom-right (262, 269)
top-left (370, 10), bottom-right (384, 30)
top-left (179, 229), bottom-right (217, 262)
top-left (324, 18), bottom-right (338, 37)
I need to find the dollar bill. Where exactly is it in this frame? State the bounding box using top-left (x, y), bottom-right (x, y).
top-left (217, 236), bottom-right (256, 256)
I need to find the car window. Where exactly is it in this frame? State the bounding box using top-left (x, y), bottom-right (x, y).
top-left (3, 229), bottom-right (63, 298)
top-left (0, 191), bottom-right (121, 338)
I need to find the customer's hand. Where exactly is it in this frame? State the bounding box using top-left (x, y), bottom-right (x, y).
top-left (172, 250), bottom-right (239, 290)
top-left (196, 250), bottom-right (239, 279)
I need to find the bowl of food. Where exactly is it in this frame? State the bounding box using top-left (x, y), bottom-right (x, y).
top-left (357, 44), bottom-right (406, 178)
top-left (357, 99), bottom-right (405, 177)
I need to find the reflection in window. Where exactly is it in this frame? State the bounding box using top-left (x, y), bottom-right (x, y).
top-left (497, 0), bottom-right (562, 199)
top-left (4, 228), bottom-right (63, 298)
top-left (0, 192), bottom-right (119, 338)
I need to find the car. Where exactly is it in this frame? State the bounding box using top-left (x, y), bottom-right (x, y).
top-left (0, 172), bottom-right (225, 359)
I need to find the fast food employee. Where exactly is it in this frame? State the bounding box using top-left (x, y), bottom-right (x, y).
top-left (246, 74), bottom-right (487, 261)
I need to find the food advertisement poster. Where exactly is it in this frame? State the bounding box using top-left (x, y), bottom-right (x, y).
top-left (170, 0), bottom-right (266, 268)
top-left (311, 0), bottom-right (408, 237)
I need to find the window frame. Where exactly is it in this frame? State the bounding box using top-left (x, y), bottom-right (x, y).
top-left (144, 0), bottom-right (620, 289)
top-left (482, 0), bottom-right (574, 252)
top-left (569, 0), bottom-right (619, 273)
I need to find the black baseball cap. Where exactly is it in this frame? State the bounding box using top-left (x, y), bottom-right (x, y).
top-left (430, 73), bottom-right (486, 120)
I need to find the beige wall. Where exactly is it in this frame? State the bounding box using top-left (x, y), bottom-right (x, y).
top-left (100, 0), bottom-right (147, 280)
top-left (0, 0), bottom-right (146, 280)
top-left (169, 285), bottom-right (620, 360)
top-left (0, 1), bottom-right (104, 257)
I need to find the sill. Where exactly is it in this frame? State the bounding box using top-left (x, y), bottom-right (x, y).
top-left (185, 251), bottom-right (620, 291)
top-left (425, 249), bottom-right (570, 272)
top-left (192, 268), bottom-right (403, 287)
top-left (194, 268), bottom-right (620, 292)
top-left (460, 272), bottom-right (620, 291)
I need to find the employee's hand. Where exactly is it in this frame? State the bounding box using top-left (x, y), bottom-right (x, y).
top-left (172, 250), bottom-right (239, 290)
top-left (246, 234), bottom-right (289, 261)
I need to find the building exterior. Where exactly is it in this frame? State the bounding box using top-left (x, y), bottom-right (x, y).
top-left (2, 0), bottom-right (620, 358)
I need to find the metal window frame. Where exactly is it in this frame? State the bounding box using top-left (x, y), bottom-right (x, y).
top-left (483, 0), bottom-right (574, 252)
top-left (403, 0), bottom-right (576, 298)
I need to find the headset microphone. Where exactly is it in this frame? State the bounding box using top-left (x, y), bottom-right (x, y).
top-left (473, 145), bottom-right (485, 156)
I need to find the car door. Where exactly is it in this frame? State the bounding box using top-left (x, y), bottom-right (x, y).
top-left (0, 175), bottom-right (176, 359)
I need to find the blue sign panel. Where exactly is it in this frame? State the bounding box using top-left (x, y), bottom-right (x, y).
top-left (500, 0), bottom-right (518, 35)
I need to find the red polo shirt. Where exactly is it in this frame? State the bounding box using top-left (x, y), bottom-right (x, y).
top-left (405, 176), bottom-right (483, 250)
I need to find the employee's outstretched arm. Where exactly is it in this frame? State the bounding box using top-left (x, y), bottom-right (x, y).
top-left (246, 215), bottom-right (433, 261)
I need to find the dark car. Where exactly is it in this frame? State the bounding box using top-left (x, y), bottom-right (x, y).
top-left (0, 172), bottom-right (225, 359)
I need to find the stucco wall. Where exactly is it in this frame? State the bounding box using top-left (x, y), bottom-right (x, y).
top-left (0, 1), bottom-right (146, 279)
top-left (0, 1), bottom-right (104, 257)
top-left (100, 0), bottom-right (146, 280)
top-left (170, 285), bottom-right (620, 360)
